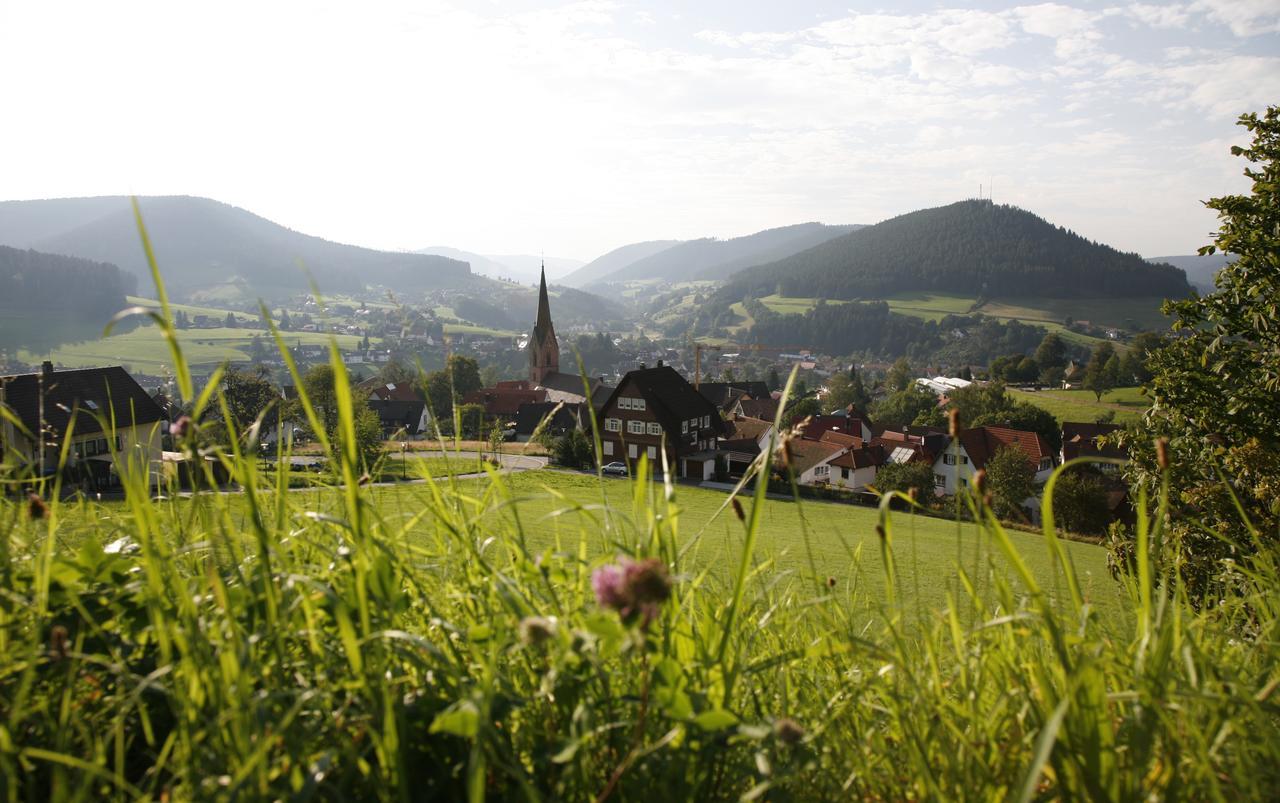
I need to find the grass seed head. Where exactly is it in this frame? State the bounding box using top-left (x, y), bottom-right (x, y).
top-left (1155, 437), bottom-right (1170, 470)
top-left (49, 625), bottom-right (69, 661)
top-left (28, 492), bottom-right (47, 520)
top-left (518, 616), bottom-right (558, 646)
top-left (948, 408), bottom-right (960, 438)
top-left (774, 718), bottom-right (806, 745)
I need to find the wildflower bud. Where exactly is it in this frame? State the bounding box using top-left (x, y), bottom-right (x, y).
top-left (948, 408), bottom-right (960, 438)
top-left (731, 497), bottom-right (745, 522)
top-left (49, 625), bottom-right (69, 661)
top-left (826, 576), bottom-right (837, 589)
top-left (773, 718), bottom-right (806, 745)
top-left (517, 616), bottom-right (557, 646)
top-left (170, 415), bottom-right (191, 440)
top-left (972, 469), bottom-right (986, 498)
top-left (358, 472), bottom-right (372, 486)
top-left (28, 492), bottom-right (47, 520)
top-left (592, 557), bottom-right (673, 626)
top-left (1155, 437), bottom-right (1169, 471)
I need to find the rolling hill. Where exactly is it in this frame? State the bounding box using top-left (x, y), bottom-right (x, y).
top-left (560, 240), bottom-right (683, 287)
top-left (0, 196), bottom-right (473, 299)
top-left (589, 222), bottom-right (859, 288)
top-left (1148, 253), bottom-right (1231, 293)
top-left (717, 200), bottom-right (1192, 303)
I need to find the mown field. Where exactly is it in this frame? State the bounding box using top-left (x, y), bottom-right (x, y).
top-left (1011, 386), bottom-right (1147, 425)
top-left (19, 323), bottom-right (363, 373)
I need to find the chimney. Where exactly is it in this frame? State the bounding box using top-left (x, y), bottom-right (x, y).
top-left (41, 361), bottom-right (53, 377)
top-left (657, 359), bottom-right (664, 367)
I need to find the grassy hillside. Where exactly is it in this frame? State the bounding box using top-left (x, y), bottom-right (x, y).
top-left (1010, 386), bottom-right (1147, 425)
top-left (19, 324), bottom-right (362, 373)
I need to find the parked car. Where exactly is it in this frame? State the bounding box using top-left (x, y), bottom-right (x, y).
top-left (601, 461), bottom-right (628, 476)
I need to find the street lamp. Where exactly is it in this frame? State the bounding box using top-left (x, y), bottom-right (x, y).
top-left (401, 441), bottom-right (408, 480)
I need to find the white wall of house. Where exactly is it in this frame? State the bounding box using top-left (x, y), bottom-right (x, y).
top-left (931, 444), bottom-right (976, 495)
top-left (798, 452), bottom-right (845, 486)
top-left (830, 463), bottom-right (877, 490)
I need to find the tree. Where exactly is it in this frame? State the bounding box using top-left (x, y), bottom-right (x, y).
top-left (1051, 470), bottom-right (1112, 535)
top-left (552, 429), bottom-right (592, 469)
top-left (1083, 342), bottom-right (1117, 401)
top-left (873, 461), bottom-right (936, 497)
top-left (223, 312), bottom-right (237, 329)
top-left (767, 368), bottom-right (781, 391)
top-left (972, 401), bottom-right (1061, 453)
top-left (848, 365), bottom-right (872, 411)
top-left (984, 446), bottom-right (1037, 521)
top-left (446, 355), bottom-right (482, 399)
top-left (870, 386), bottom-right (939, 429)
top-left (823, 373), bottom-right (858, 413)
top-left (295, 364), bottom-right (383, 468)
top-left (786, 397), bottom-right (822, 423)
top-left (278, 309), bottom-right (292, 331)
top-left (220, 366), bottom-right (280, 435)
top-left (1116, 107), bottom-right (1280, 597)
top-left (886, 357), bottom-right (912, 392)
top-left (958, 365), bottom-right (973, 382)
top-left (1034, 333), bottom-right (1068, 371)
top-left (456, 403), bottom-right (485, 439)
top-left (424, 371), bottom-right (454, 423)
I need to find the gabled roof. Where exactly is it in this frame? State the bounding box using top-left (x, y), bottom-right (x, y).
top-left (605, 366), bottom-right (727, 437)
top-left (818, 430), bottom-right (862, 449)
top-left (363, 380), bottom-right (423, 402)
top-left (727, 416), bottom-right (773, 442)
top-left (956, 426), bottom-right (1052, 470)
top-left (797, 415), bottom-right (862, 440)
top-left (696, 381), bottom-right (771, 409)
top-left (537, 370), bottom-right (606, 397)
top-left (830, 445), bottom-right (887, 470)
top-left (779, 438), bottom-right (845, 476)
top-left (0, 365), bottom-right (166, 440)
top-left (736, 398), bottom-right (780, 421)
top-left (462, 387), bottom-right (547, 417)
top-left (513, 401), bottom-right (582, 436)
top-left (1062, 421), bottom-right (1127, 461)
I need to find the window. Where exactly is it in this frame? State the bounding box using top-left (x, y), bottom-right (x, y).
top-left (934, 473), bottom-right (947, 488)
top-left (702, 415), bottom-right (710, 427)
top-left (960, 455), bottom-right (969, 465)
top-left (959, 478), bottom-right (968, 488)
top-left (605, 418), bottom-right (621, 432)
top-left (1039, 458), bottom-right (1052, 471)
top-left (633, 398), bottom-right (646, 411)
top-left (841, 468), bottom-right (850, 480)
top-left (618, 397), bottom-right (631, 411)
top-left (627, 420), bottom-right (646, 435)
top-left (628, 444), bottom-right (638, 459)
top-left (647, 422), bottom-right (662, 436)
top-left (603, 440), bottom-right (613, 455)
top-left (647, 446), bottom-right (657, 459)
top-left (815, 465), bottom-right (829, 477)
top-left (943, 454), bottom-right (956, 465)
top-left (681, 420), bottom-right (688, 434)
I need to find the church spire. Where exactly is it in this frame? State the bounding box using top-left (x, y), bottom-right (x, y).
top-left (528, 261), bottom-right (560, 384)
top-left (534, 262), bottom-right (553, 339)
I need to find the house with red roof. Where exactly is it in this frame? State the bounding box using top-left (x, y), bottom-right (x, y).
top-left (931, 425), bottom-right (1056, 496)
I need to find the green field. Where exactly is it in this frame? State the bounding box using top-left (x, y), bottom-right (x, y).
top-left (20, 323), bottom-right (363, 373)
top-left (1011, 386), bottom-right (1147, 425)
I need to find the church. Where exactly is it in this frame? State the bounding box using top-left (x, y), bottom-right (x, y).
top-left (526, 266), bottom-right (613, 409)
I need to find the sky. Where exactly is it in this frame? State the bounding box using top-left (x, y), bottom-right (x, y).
top-left (2, 0), bottom-right (1278, 264)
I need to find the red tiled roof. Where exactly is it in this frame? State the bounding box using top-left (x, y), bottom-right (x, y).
top-left (957, 426), bottom-right (1052, 470)
top-left (462, 387), bottom-right (548, 417)
top-left (778, 438), bottom-right (845, 475)
top-left (818, 430), bottom-right (862, 448)
top-left (830, 445), bottom-right (886, 470)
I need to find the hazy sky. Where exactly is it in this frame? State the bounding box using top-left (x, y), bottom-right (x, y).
top-left (2, 1), bottom-right (1278, 262)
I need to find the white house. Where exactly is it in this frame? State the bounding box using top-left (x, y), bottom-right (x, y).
top-left (931, 425), bottom-right (1055, 497)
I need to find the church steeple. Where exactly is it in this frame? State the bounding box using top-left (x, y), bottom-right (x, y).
top-left (528, 262), bottom-right (560, 384)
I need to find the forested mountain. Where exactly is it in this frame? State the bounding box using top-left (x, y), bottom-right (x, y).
top-left (743, 299), bottom-right (1061, 366)
top-left (486, 254), bottom-right (584, 282)
top-left (560, 240), bottom-right (682, 287)
top-left (1148, 253), bottom-right (1231, 293)
top-left (0, 196), bottom-right (472, 299)
top-left (717, 201), bottom-right (1191, 302)
top-left (590, 223), bottom-right (858, 286)
top-left (0, 246), bottom-right (135, 318)
top-left (416, 247), bottom-right (514, 282)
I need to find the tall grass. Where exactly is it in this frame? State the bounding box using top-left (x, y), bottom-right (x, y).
top-left (1, 208), bottom-right (1277, 800)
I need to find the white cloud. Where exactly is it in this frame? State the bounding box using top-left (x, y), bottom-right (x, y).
top-left (1191, 0), bottom-right (1280, 36)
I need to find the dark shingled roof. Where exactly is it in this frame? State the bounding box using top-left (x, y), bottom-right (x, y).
top-left (0, 365), bottom-right (166, 439)
top-left (513, 401), bottom-right (582, 437)
top-left (1061, 422), bottom-right (1127, 462)
top-left (697, 381), bottom-right (771, 409)
top-left (605, 366), bottom-right (727, 438)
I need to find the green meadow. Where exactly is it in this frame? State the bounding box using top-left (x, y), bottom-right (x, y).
top-left (1010, 386), bottom-right (1147, 425)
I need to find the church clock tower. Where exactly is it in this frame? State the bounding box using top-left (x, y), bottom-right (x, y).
top-left (528, 264), bottom-right (560, 384)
